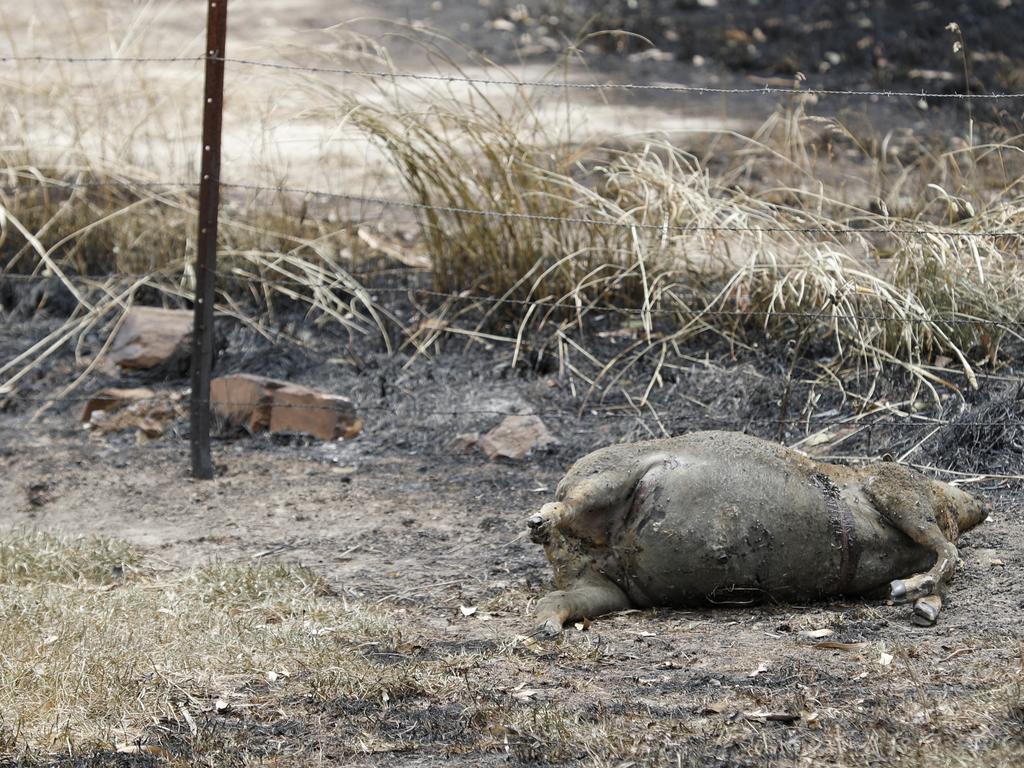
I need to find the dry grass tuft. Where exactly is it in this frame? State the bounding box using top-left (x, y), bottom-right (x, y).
top-left (0, 532), bottom-right (458, 758)
top-left (2, 532), bottom-right (1023, 766)
top-left (312, 59), bottom-right (1023, 394)
top-left (0, 170), bottom-right (393, 395)
top-left (0, 530), bottom-right (138, 586)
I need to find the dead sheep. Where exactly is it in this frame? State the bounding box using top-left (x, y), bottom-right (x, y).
top-left (528, 431), bottom-right (988, 635)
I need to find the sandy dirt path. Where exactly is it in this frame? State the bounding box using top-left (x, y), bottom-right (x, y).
top-left (3, 0), bottom-right (755, 204)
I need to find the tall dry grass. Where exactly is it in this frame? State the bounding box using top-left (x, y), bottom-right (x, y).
top-left (2, 15), bottom-right (1021, 403)
top-left (309, 52), bottom-right (1023, 394)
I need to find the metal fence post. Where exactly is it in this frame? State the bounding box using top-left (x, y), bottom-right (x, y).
top-left (190, 0), bottom-right (229, 479)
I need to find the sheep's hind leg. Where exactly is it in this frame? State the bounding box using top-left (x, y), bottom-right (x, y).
top-left (864, 468), bottom-right (959, 626)
top-left (533, 576), bottom-right (631, 637)
top-left (884, 523), bottom-right (958, 626)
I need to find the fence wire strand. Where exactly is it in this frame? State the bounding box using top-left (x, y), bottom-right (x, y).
top-left (4, 176), bottom-right (1023, 240)
top-left (220, 182), bottom-right (1024, 239)
top-left (2, 269), bottom-right (1020, 329)
top-left (5, 391), bottom-right (1021, 431)
top-left (4, 53), bottom-right (1024, 101)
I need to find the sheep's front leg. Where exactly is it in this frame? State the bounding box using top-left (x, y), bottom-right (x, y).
top-left (534, 576), bottom-right (632, 637)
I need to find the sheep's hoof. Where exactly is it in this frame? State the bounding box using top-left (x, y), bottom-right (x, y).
top-left (911, 594), bottom-right (942, 626)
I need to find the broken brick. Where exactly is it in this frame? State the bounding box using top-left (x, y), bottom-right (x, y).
top-left (210, 374), bottom-right (274, 433)
top-left (81, 387), bottom-right (182, 439)
top-left (269, 384), bottom-right (362, 441)
top-left (210, 374), bottom-right (361, 441)
top-left (80, 387), bottom-right (156, 422)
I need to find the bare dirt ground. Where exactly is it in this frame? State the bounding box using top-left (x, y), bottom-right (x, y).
top-left (1, 0), bottom-right (760, 204)
top-left (2, 312), bottom-right (1023, 766)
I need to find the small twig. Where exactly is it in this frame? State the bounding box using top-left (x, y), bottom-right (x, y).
top-left (906, 464), bottom-right (1024, 483)
top-left (896, 426), bottom-right (943, 463)
top-left (252, 543), bottom-right (299, 559)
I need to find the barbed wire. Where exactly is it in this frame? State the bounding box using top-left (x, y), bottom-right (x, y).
top-left (3, 53), bottom-right (1024, 101)
top-left (0, 179), bottom-right (199, 192)
top-left (5, 176), bottom-right (1023, 240)
top-left (3, 49), bottom-right (1019, 483)
top-left (0, 55), bottom-right (203, 66)
top-left (221, 181), bottom-right (1024, 239)
top-left (219, 56), bottom-right (1024, 101)
top-left (3, 269), bottom-right (1021, 329)
top-left (4, 390), bottom-right (1020, 431)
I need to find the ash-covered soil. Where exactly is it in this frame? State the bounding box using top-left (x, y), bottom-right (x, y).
top-left (480, 0), bottom-right (1024, 96)
top-left (386, 0), bottom-right (1024, 138)
top-left (1, 295), bottom-right (1022, 766)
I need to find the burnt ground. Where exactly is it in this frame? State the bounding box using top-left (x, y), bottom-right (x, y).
top-left (365, 0), bottom-right (1024, 140)
top-left (2, 0), bottom-right (1023, 763)
top-left (1, 287), bottom-right (1023, 766)
top-left (441, 0), bottom-right (1024, 97)
top-left (502, 0), bottom-right (1024, 92)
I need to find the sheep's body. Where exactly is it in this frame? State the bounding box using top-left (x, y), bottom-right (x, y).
top-left (528, 431), bottom-right (988, 634)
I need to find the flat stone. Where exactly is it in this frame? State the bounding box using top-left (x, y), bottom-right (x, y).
top-left (106, 307), bottom-right (193, 371)
top-left (478, 415), bottom-right (556, 461)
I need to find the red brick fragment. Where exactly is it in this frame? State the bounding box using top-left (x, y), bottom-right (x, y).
top-left (210, 374), bottom-right (361, 441)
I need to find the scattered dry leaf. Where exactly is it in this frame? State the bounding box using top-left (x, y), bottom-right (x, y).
top-left (116, 744), bottom-right (171, 758)
top-left (702, 700), bottom-right (730, 715)
top-left (814, 641), bottom-right (868, 651)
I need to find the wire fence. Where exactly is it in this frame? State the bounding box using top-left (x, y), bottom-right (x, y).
top-left (2, 12), bottom-right (1023, 477)
top-left (5, 53), bottom-right (1024, 100)
top-left (8, 390), bottom-right (1019, 430)
top-left (3, 279), bottom-right (1023, 338)
top-left (5, 175), bottom-right (1024, 239)
top-left (3, 268), bottom-right (1023, 328)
